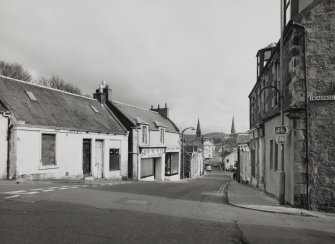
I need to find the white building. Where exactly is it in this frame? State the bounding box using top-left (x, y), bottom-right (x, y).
top-left (0, 76), bottom-right (128, 180)
top-left (100, 84), bottom-right (181, 181)
top-left (203, 138), bottom-right (215, 159)
top-left (223, 149), bottom-right (237, 170)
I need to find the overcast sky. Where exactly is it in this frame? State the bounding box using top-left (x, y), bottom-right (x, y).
top-left (0, 0), bottom-right (280, 134)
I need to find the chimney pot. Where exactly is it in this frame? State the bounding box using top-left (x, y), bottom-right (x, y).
top-left (165, 103), bottom-right (167, 108)
top-left (158, 104), bottom-right (160, 109)
top-left (151, 105), bottom-right (153, 109)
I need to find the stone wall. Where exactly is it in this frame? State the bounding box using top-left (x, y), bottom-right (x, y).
top-left (298, 0), bottom-right (335, 212)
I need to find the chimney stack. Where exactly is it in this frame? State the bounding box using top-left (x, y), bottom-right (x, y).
top-left (93, 81), bottom-right (112, 104)
top-left (150, 103), bottom-right (169, 118)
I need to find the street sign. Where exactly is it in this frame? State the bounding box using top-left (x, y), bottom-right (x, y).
top-left (276, 135), bottom-right (286, 144)
top-left (274, 126), bottom-right (291, 135)
top-left (309, 95), bottom-right (335, 101)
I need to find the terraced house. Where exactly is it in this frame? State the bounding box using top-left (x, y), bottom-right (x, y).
top-left (0, 76), bottom-right (128, 180)
top-left (94, 82), bottom-right (181, 181)
top-left (249, 0), bottom-right (335, 212)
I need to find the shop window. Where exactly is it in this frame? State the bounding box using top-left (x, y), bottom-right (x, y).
top-left (165, 153), bottom-right (178, 176)
top-left (109, 149), bottom-right (120, 171)
top-left (141, 158), bottom-right (154, 178)
top-left (41, 134), bottom-right (56, 165)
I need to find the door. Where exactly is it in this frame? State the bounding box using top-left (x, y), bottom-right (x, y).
top-left (95, 140), bottom-right (104, 178)
top-left (83, 139), bottom-right (91, 175)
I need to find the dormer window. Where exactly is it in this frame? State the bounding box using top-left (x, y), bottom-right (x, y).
top-left (160, 128), bottom-right (165, 144)
top-left (142, 125), bottom-right (149, 144)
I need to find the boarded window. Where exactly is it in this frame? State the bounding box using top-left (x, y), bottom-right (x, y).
top-left (141, 158), bottom-right (154, 178)
top-left (109, 149), bottom-right (120, 171)
top-left (41, 134), bottom-right (56, 165)
top-left (270, 140), bottom-right (274, 170)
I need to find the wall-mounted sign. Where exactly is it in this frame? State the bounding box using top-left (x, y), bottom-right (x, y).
top-left (309, 95), bottom-right (335, 101)
top-left (276, 135), bottom-right (286, 144)
top-left (274, 126), bottom-right (291, 135)
top-left (140, 148), bottom-right (165, 158)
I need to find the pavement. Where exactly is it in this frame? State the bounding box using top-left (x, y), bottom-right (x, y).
top-left (227, 179), bottom-right (333, 218)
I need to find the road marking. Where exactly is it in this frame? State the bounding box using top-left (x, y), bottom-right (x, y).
top-left (81, 185), bottom-right (89, 187)
top-left (4, 190), bottom-right (27, 194)
top-left (20, 191), bottom-right (39, 195)
top-left (4, 195), bottom-right (20, 199)
top-left (41, 189), bottom-right (54, 192)
top-left (58, 188), bottom-right (68, 190)
top-left (47, 187), bottom-right (59, 189)
top-left (31, 188), bottom-right (44, 191)
top-left (70, 186), bottom-right (79, 189)
top-left (60, 186), bottom-right (70, 188)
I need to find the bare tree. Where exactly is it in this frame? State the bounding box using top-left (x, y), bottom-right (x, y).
top-left (0, 60), bottom-right (32, 81)
top-left (38, 75), bottom-right (81, 95)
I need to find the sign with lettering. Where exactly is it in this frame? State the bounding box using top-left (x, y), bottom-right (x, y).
top-left (274, 126), bottom-right (291, 135)
top-left (140, 148), bottom-right (165, 158)
top-left (309, 95), bottom-right (335, 101)
top-left (276, 135), bottom-right (286, 144)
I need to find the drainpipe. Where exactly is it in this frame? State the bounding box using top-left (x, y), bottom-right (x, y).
top-left (294, 23), bottom-right (310, 210)
top-left (2, 112), bottom-right (11, 179)
top-left (137, 127), bottom-right (141, 180)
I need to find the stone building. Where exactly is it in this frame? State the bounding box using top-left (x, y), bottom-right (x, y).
top-left (249, 0), bottom-right (335, 211)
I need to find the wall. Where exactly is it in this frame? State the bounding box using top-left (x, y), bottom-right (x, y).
top-left (224, 150), bottom-right (237, 170)
top-left (10, 126), bottom-right (128, 180)
top-left (0, 116), bottom-right (8, 179)
top-left (239, 145), bottom-right (250, 184)
top-left (298, 0), bottom-right (335, 212)
top-left (189, 152), bottom-right (204, 178)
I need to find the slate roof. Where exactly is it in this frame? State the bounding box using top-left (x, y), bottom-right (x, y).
top-left (0, 76), bottom-right (127, 134)
top-left (112, 101), bottom-right (179, 133)
top-left (236, 134), bottom-right (250, 144)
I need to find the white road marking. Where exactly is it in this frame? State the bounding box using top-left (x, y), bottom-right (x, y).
top-left (81, 185), bottom-right (89, 187)
top-left (47, 187), bottom-right (59, 189)
top-left (31, 188), bottom-right (44, 191)
top-left (4, 195), bottom-right (20, 199)
top-left (20, 191), bottom-right (39, 195)
top-left (4, 190), bottom-right (27, 194)
top-left (58, 188), bottom-right (68, 190)
top-left (60, 186), bottom-right (70, 188)
top-left (41, 189), bottom-right (54, 192)
top-left (70, 186), bottom-right (79, 189)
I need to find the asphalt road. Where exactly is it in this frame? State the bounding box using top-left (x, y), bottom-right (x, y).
top-left (0, 172), bottom-right (335, 244)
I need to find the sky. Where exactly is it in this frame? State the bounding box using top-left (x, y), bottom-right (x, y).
top-left (0, 0), bottom-right (280, 134)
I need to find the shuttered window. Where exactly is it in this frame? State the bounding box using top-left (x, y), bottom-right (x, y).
top-left (41, 134), bottom-right (56, 165)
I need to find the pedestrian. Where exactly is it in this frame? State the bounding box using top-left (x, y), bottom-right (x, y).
top-left (233, 172), bottom-right (236, 180)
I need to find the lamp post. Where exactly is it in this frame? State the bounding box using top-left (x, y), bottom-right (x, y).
top-left (181, 127), bottom-right (195, 179)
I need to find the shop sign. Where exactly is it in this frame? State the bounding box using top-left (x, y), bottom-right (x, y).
top-left (140, 148), bottom-right (165, 158)
top-left (276, 135), bottom-right (286, 144)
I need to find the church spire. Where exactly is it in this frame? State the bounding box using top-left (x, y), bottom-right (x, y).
top-left (196, 118), bottom-right (201, 137)
top-left (231, 116), bottom-right (236, 134)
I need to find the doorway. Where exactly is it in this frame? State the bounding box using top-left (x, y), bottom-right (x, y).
top-left (83, 139), bottom-right (91, 175)
top-left (95, 140), bottom-right (104, 178)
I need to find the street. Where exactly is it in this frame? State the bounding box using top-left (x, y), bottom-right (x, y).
top-left (0, 173), bottom-right (335, 244)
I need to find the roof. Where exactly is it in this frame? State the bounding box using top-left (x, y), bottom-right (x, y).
top-left (112, 101), bottom-right (179, 133)
top-left (236, 134), bottom-right (250, 144)
top-left (0, 76), bottom-right (127, 134)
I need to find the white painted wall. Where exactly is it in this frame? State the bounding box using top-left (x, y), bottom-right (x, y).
top-left (224, 150), bottom-right (237, 170)
top-left (132, 127), bottom-right (180, 181)
top-left (11, 126), bottom-right (128, 180)
top-left (0, 116), bottom-right (8, 179)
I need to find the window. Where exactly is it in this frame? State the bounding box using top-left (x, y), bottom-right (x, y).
top-left (165, 153), bottom-right (178, 176)
top-left (41, 134), bottom-right (56, 165)
top-left (270, 140), bottom-right (274, 170)
top-left (109, 149), bottom-right (120, 170)
top-left (141, 158), bottom-right (154, 178)
top-left (160, 128), bottom-right (165, 144)
top-left (227, 159), bottom-right (229, 163)
top-left (275, 143), bottom-right (279, 171)
top-left (142, 125), bottom-right (149, 144)
top-left (25, 90), bottom-right (37, 101)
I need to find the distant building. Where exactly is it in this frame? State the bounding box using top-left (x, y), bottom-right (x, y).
top-left (236, 134), bottom-right (250, 184)
top-left (0, 76), bottom-right (128, 180)
top-left (248, 1), bottom-right (335, 211)
top-left (223, 149), bottom-right (237, 171)
top-left (203, 137), bottom-right (215, 159)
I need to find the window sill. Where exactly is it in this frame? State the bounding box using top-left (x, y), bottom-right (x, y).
top-left (39, 164), bottom-right (59, 170)
top-left (165, 173), bottom-right (178, 176)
